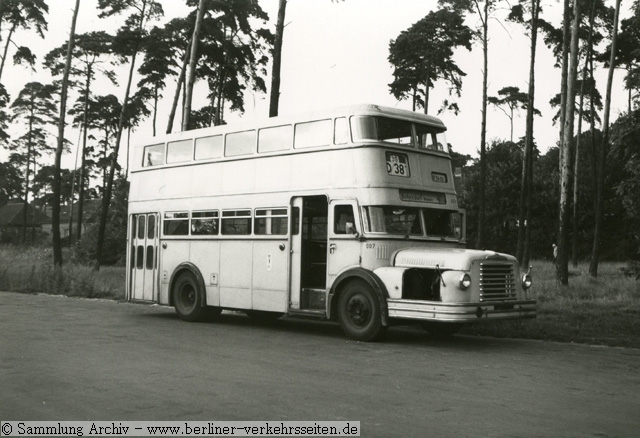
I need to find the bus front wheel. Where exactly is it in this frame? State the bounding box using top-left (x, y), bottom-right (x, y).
top-left (338, 280), bottom-right (385, 342)
top-left (173, 271), bottom-right (210, 322)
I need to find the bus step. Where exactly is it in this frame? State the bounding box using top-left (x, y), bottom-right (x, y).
top-left (287, 309), bottom-right (327, 319)
top-left (300, 288), bottom-right (327, 310)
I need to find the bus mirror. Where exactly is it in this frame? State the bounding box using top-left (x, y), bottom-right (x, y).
top-left (345, 222), bottom-right (358, 237)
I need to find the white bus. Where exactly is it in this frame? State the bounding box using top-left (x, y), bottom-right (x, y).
top-left (127, 104), bottom-right (535, 341)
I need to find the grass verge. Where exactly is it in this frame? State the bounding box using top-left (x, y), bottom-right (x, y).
top-left (462, 260), bottom-right (640, 348)
top-left (0, 245), bottom-right (125, 300)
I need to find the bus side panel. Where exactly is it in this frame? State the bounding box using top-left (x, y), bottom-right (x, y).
top-left (219, 240), bottom-right (253, 309)
top-left (252, 240), bottom-right (288, 312)
top-left (190, 240), bottom-right (221, 307)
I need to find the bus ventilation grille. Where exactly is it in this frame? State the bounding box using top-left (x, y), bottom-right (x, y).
top-left (479, 262), bottom-right (516, 302)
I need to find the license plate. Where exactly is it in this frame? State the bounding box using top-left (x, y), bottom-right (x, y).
top-left (386, 152), bottom-right (410, 177)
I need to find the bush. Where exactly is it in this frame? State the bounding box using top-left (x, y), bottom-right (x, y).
top-left (72, 222), bottom-right (126, 266)
top-left (621, 261), bottom-right (640, 280)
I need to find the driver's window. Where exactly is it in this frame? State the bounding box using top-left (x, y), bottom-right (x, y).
top-left (334, 205), bottom-right (356, 235)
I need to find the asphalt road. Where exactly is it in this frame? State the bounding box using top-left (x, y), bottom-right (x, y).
top-left (1, 291), bottom-right (639, 437)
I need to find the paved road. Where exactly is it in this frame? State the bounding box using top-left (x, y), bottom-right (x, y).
top-left (1, 291), bottom-right (639, 437)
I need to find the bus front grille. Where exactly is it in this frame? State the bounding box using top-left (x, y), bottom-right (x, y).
top-left (479, 262), bottom-right (516, 302)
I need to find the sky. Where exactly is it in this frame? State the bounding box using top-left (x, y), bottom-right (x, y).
top-left (0, 0), bottom-right (631, 172)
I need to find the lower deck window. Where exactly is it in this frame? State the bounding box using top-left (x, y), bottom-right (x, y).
top-left (255, 208), bottom-right (288, 235)
top-left (221, 210), bottom-right (252, 235)
top-left (191, 211), bottom-right (219, 235)
top-left (163, 212), bottom-right (189, 236)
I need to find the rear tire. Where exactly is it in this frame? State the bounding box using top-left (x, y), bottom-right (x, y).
top-left (173, 271), bottom-right (209, 322)
top-left (338, 280), bottom-right (385, 342)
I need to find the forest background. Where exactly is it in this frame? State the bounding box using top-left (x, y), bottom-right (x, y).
top-left (0, 0), bottom-right (638, 284)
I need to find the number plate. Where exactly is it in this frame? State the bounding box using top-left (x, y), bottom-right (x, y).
top-left (386, 152), bottom-right (410, 177)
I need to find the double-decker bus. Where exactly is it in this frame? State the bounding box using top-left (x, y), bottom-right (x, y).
top-left (127, 104), bottom-right (535, 341)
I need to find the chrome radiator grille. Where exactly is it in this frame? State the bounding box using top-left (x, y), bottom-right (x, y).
top-left (479, 262), bottom-right (516, 302)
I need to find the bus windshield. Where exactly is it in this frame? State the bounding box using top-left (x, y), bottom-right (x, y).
top-left (364, 206), bottom-right (461, 238)
top-left (351, 116), bottom-right (447, 151)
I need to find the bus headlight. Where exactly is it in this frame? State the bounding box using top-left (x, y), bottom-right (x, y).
top-left (459, 273), bottom-right (472, 290)
top-left (521, 273), bottom-right (533, 289)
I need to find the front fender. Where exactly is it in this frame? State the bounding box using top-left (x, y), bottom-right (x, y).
top-left (328, 268), bottom-right (389, 326)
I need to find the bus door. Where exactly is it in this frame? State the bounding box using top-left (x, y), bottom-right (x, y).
top-left (289, 195), bottom-right (328, 311)
top-left (130, 213), bottom-right (159, 302)
top-left (328, 200), bottom-right (362, 280)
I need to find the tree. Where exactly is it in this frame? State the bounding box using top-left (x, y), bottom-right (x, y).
top-left (556, 0), bottom-right (581, 285)
top-left (590, 0), bottom-right (622, 278)
top-left (137, 26), bottom-right (178, 136)
top-left (8, 81), bottom-right (57, 244)
top-left (0, 158), bottom-right (22, 204)
top-left (612, 10), bottom-right (640, 112)
top-left (269, 0), bottom-right (286, 117)
top-left (182, 0), bottom-right (205, 130)
top-left (0, 83), bottom-right (9, 142)
top-left (488, 86), bottom-right (541, 142)
top-left (45, 30), bottom-right (115, 244)
top-left (388, 8), bottom-right (473, 114)
top-left (508, 0), bottom-right (546, 268)
top-left (95, 0), bottom-right (163, 270)
top-left (193, 0), bottom-right (272, 126)
top-left (51, 0), bottom-right (80, 266)
top-left (0, 0), bottom-right (49, 81)
top-left (31, 165), bottom-right (75, 208)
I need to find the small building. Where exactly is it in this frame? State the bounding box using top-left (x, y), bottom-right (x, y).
top-left (0, 201), bottom-right (51, 244)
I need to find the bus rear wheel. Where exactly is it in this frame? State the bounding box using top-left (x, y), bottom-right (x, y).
top-left (338, 280), bottom-right (385, 342)
top-left (173, 271), bottom-right (210, 322)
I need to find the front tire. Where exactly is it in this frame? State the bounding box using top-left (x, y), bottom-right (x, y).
top-left (338, 280), bottom-right (385, 341)
top-left (173, 271), bottom-right (208, 322)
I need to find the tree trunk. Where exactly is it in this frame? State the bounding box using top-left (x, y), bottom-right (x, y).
top-left (166, 44), bottom-right (190, 134)
top-left (0, 23), bottom-right (16, 81)
top-left (77, 72), bottom-right (91, 242)
top-left (95, 0), bottom-right (148, 270)
top-left (557, 0), bottom-right (580, 286)
top-left (182, 0), bottom-right (206, 131)
top-left (52, 0), bottom-right (80, 266)
top-left (572, 0), bottom-right (596, 267)
top-left (517, 0), bottom-right (539, 266)
top-left (558, 0), bottom-right (571, 171)
top-left (269, 0), bottom-right (287, 118)
top-left (476, 0), bottom-right (489, 251)
top-left (22, 116), bottom-right (33, 244)
top-left (589, 0), bottom-right (621, 278)
top-left (152, 85), bottom-right (158, 136)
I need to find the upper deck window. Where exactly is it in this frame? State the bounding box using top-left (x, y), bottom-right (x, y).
top-left (334, 117), bottom-right (349, 145)
top-left (294, 119), bottom-right (332, 149)
top-left (225, 130), bottom-right (256, 157)
top-left (351, 116), bottom-right (446, 151)
top-left (166, 139), bottom-right (192, 164)
top-left (195, 135), bottom-right (223, 160)
top-left (143, 143), bottom-right (165, 167)
top-left (415, 124), bottom-right (446, 151)
top-left (351, 116), bottom-right (413, 146)
top-left (258, 125), bottom-right (292, 153)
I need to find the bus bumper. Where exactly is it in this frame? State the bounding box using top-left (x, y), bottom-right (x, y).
top-left (387, 299), bottom-right (537, 322)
